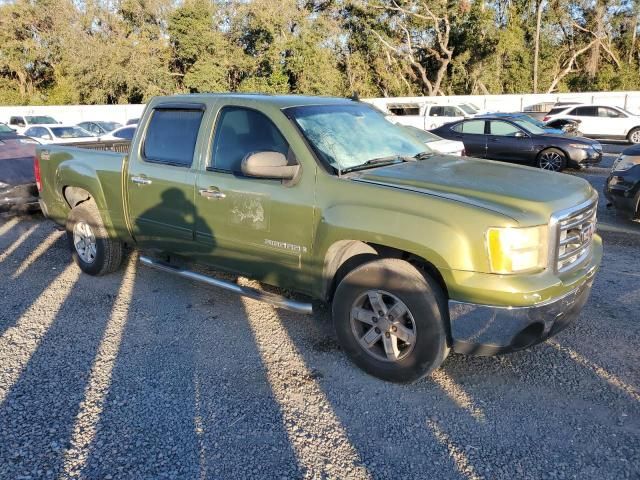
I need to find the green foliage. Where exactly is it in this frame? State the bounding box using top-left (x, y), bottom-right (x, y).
top-left (0, 0), bottom-right (639, 105)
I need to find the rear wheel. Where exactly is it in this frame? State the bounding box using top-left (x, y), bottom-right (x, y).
top-left (628, 127), bottom-right (640, 144)
top-left (332, 258), bottom-right (449, 383)
top-left (537, 148), bottom-right (567, 172)
top-left (65, 200), bottom-right (123, 275)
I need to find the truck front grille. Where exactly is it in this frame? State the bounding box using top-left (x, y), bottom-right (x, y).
top-left (555, 199), bottom-right (597, 273)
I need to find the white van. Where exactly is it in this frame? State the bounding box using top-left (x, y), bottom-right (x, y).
top-left (385, 102), bottom-right (478, 130)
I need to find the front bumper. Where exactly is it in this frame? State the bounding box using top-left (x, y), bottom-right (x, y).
top-left (604, 167), bottom-right (639, 216)
top-left (449, 265), bottom-right (598, 356)
top-left (567, 147), bottom-right (602, 167)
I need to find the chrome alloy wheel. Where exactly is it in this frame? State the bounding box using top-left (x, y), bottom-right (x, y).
top-left (350, 290), bottom-right (417, 362)
top-left (73, 221), bottom-right (97, 264)
top-left (539, 151), bottom-right (564, 171)
top-left (630, 130), bottom-right (640, 144)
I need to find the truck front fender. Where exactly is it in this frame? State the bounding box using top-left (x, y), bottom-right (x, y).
top-left (313, 204), bottom-right (485, 300)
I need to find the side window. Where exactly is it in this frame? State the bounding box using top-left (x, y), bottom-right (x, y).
top-left (115, 127), bottom-right (135, 140)
top-left (461, 120), bottom-right (486, 134)
top-left (27, 127), bottom-right (49, 139)
top-left (429, 106), bottom-right (444, 117)
top-left (442, 106), bottom-right (460, 117)
top-left (573, 106), bottom-right (597, 116)
top-left (10, 116), bottom-right (24, 126)
top-left (143, 108), bottom-right (204, 167)
top-left (451, 123), bottom-right (463, 133)
top-left (212, 107), bottom-right (290, 173)
top-left (489, 121), bottom-right (521, 136)
top-left (598, 107), bottom-right (623, 118)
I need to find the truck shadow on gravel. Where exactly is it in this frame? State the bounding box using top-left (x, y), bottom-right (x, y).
top-left (1, 217), bottom-right (639, 479)
top-left (0, 219), bottom-right (69, 338)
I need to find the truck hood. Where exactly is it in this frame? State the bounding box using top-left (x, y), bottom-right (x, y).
top-left (350, 155), bottom-right (595, 224)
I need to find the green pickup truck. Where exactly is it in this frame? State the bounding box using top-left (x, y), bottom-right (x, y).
top-left (36, 94), bottom-right (602, 382)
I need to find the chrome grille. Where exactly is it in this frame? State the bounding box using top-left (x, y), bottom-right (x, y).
top-left (555, 199), bottom-right (597, 272)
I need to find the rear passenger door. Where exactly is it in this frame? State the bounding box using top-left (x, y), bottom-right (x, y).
top-left (127, 103), bottom-right (206, 253)
top-left (193, 104), bottom-right (316, 290)
top-left (453, 120), bottom-right (487, 158)
top-left (569, 106), bottom-right (598, 136)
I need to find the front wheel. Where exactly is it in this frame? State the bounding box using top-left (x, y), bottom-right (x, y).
top-left (332, 258), bottom-right (449, 383)
top-left (65, 200), bottom-right (123, 275)
top-left (628, 127), bottom-right (640, 144)
top-left (537, 148), bottom-right (567, 172)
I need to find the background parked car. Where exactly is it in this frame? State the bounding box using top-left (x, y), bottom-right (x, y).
top-left (544, 104), bottom-right (640, 143)
top-left (23, 125), bottom-right (97, 144)
top-left (126, 118), bottom-right (140, 125)
top-left (77, 121), bottom-right (122, 136)
top-left (605, 145), bottom-right (640, 220)
top-left (431, 116), bottom-right (602, 171)
top-left (8, 115), bottom-right (60, 134)
top-left (402, 125), bottom-right (465, 156)
top-left (386, 102), bottom-right (477, 130)
top-left (0, 123), bottom-right (40, 213)
top-left (99, 125), bottom-right (136, 141)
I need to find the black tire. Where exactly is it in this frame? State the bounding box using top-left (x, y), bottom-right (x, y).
top-left (332, 258), bottom-right (449, 383)
top-left (65, 200), bottom-right (123, 275)
top-left (536, 148), bottom-right (567, 172)
top-left (628, 127), bottom-right (640, 145)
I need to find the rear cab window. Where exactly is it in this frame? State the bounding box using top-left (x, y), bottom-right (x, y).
top-left (143, 106), bottom-right (204, 168)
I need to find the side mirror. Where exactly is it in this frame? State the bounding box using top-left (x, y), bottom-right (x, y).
top-left (241, 151), bottom-right (299, 180)
top-left (514, 131), bottom-right (526, 138)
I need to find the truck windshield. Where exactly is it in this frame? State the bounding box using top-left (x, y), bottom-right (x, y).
top-left (25, 116), bottom-right (58, 124)
top-left (286, 104), bottom-right (428, 172)
top-left (459, 104), bottom-right (477, 115)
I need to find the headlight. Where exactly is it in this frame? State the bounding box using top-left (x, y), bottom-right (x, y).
top-left (486, 226), bottom-right (548, 274)
top-left (613, 154), bottom-right (640, 172)
top-left (568, 143), bottom-right (592, 149)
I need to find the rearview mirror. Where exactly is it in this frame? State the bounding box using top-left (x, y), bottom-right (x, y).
top-left (241, 151), bottom-right (299, 180)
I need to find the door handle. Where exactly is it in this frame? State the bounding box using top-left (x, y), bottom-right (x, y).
top-left (199, 188), bottom-right (226, 200)
top-left (131, 175), bottom-right (152, 185)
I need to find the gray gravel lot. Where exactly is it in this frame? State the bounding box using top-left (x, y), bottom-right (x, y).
top-left (0, 149), bottom-right (638, 480)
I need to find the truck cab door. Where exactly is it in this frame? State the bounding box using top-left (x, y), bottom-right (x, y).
top-left (126, 104), bottom-right (206, 253)
top-left (193, 105), bottom-right (316, 292)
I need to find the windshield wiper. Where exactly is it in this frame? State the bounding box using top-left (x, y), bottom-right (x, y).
top-left (413, 151), bottom-right (433, 160)
top-left (340, 155), bottom-right (413, 174)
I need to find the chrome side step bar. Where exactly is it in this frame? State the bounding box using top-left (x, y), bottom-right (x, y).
top-left (139, 256), bottom-right (313, 315)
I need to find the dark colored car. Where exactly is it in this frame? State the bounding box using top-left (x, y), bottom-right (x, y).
top-left (126, 118), bottom-right (139, 125)
top-left (604, 145), bottom-right (640, 219)
top-left (431, 117), bottom-right (602, 172)
top-left (0, 123), bottom-right (40, 213)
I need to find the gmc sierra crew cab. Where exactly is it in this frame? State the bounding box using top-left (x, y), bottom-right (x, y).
top-left (35, 94), bottom-right (602, 383)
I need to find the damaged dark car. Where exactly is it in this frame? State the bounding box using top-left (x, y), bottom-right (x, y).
top-left (0, 123), bottom-right (40, 214)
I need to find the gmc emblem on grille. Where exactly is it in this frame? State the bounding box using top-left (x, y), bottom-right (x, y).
top-left (580, 224), bottom-right (594, 244)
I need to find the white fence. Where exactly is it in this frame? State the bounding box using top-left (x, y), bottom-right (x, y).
top-left (2, 91), bottom-right (640, 125)
top-left (363, 91), bottom-right (640, 114)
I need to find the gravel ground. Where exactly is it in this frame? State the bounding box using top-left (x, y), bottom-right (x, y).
top-left (0, 150), bottom-right (638, 479)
